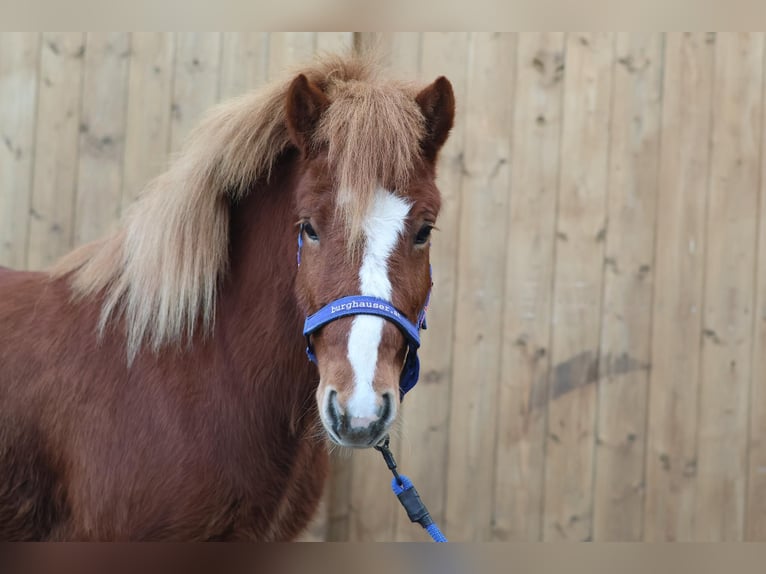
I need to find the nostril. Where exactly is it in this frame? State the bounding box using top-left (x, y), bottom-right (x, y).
top-left (327, 389), bottom-right (342, 431)
top-left (328, 389), bottom-right (339, 410)
top-left (379, 392), bottom-right (394, 424)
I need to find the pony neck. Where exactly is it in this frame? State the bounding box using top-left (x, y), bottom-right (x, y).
top-left (216, 149), bottom-right (311, 391)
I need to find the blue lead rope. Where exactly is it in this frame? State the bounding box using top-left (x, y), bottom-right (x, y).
top-left (374, 436), bottom-right (448, 543)
top-left (391, 476), bottom-right (448, 542)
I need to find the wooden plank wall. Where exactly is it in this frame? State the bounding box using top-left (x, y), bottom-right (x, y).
top-left (1, 32), bottom-right (765, 541)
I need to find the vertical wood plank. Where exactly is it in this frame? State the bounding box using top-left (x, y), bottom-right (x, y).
top-left (345, 449), bottom-right (395, 541)
top-left (325, 449), bottom-right (353, 541)
top-left (0, 33), bottom-right (40, 269)
top-left (296, 493), bottom-right (329, 542)
top-left (444, 32), bottom-right (516, 542)
top-left (26, 33), bottom-right (85, 269)
top-left (492, 32), bottom-right (565, 542)
top-left (169, 33), bottom-right (222, 154)
top-left (74, 33), bottom-right (130, 245)
top-left (747, 39), bottom-right (766, 542)
top-left (268, 33), bottom-right (317, 78)
top-left (542, 32), bottom-right (614, 541)
top-left (694, 32), bottom-right (764, 542)
top-left (219, 33), bottom-right (269, 100)
top-left (392, 32), bottom-right (470, 543)
top-left (592, 33), bottom-right (664, 541)
top-left (375, 33), bottom-right (421, 72)
top-left (122, 32), bottom-right (174, 208)
top-left (644, 32), bottom-right (715, 541)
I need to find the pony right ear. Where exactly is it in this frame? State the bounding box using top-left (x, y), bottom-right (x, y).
top-left (416, 76), bottom-right (455, 161)
top-left (285, 74), bottom-right (329, 154)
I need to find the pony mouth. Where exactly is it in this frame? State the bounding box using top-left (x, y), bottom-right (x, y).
top-left (325, 431), bottom-right (387, 449)
top-left (324, 426), bottom-right (345, 446)
top-left (321, 417), bottom-right (390, 449)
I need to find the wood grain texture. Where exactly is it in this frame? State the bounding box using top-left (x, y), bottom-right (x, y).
top-left (169, 33), bottom-right (222, 154)
top-left (122, 33), bottom-right (174, 208)
top-left (325, 448), bottom-right (353, 541)
top-left (592, 33), bottom-right (663, 541)
top-left (644, 32), bottom-right (715, 542)
top-left (219, 33), bottom-right (269, 100)
top-left (1, 32), bottom-right (765, 541)
top-left (493, 32), bottom-right (565, 542)
top-left (542, 33), bottom-right (614, 542)
top-left (0, 33), bottom-right (39, 268)
top-left (444, 32), bottom-right (516, 542)
top-left (746, 40), bottom-right (766, 541)
top-left (74, 33), bottom-right (130, 244)
top-left (268, 33), bottom-right (317, 79)
top-left (26, 33), bottom-right (85, 270)
top-left (694, 32), bottom-right (764, 542)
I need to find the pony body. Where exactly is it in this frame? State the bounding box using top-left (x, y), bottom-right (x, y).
top-left (0, 152), bottom-right (326, 540)
top-left (0, 53), bottom-right (454, 540)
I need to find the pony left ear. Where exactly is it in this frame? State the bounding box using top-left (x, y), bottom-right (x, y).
top-left (415, 76), bottom-right (455, 161)
top-left (285, 74), bottom-right (330, 154)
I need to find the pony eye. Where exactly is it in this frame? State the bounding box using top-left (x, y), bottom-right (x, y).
top-left (301, 222), bottom-right (319, 242)
top-left (414, 224), bottom-right (433, 245)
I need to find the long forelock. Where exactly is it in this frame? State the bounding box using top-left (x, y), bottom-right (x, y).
top-left (316, 80), bottom-right (425, 251)
top-left (51, 51), bottom-right (427, 360)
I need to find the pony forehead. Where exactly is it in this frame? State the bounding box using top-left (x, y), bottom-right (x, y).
top-left (298, 154), bottom-right (441, 217)
top-left (312, 80), bottom-right (427, 248)
top-left (319, 84), bottom-right (426, 189)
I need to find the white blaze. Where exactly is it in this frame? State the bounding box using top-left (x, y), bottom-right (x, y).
top-left (346, 188), bottom-right (411, 418)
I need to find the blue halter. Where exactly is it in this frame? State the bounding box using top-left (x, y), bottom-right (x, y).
top-left (298, 231), bottom-right (430, 398)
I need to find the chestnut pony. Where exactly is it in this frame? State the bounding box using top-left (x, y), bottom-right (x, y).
top-left (0, 54), bottom-right (455, 541)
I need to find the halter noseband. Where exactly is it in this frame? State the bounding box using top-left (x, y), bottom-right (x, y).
top-left (298, 230), bottom-right (430, 398)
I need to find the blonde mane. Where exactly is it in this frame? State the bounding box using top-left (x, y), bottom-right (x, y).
top-left (53, 52), bottom-right (426, 361)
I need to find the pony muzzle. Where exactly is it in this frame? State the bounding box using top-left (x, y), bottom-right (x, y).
top-left (320, 387), bottom-right (397, 448)
top-left (303, 294), bottom-right (426, 447)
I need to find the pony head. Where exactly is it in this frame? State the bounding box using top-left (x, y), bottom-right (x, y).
top-left (287, 72), bottom-right (455, 448)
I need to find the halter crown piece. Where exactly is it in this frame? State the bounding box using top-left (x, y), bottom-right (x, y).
top-left (298, 228), bottom-right (431, 398)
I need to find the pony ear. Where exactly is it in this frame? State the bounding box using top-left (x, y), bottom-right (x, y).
top-left (415, 76), bottom-right (455, 160)
top-left (285, 74), bottom-right (329, 154)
